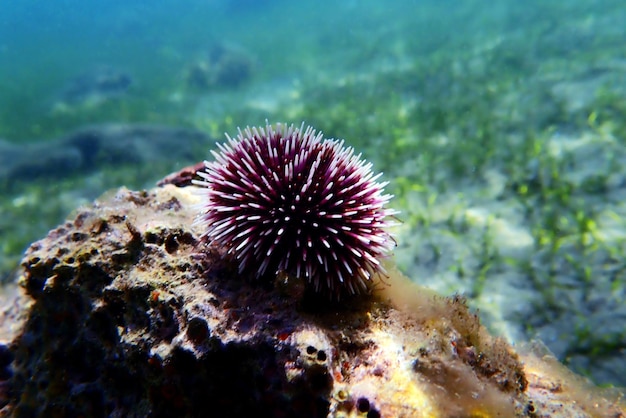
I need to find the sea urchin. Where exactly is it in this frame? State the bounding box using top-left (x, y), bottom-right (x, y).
top-left (193, 122), bottom-right (397, 296)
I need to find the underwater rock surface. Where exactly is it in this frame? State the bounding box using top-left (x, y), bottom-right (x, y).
top-left (0, 185), bottom-right (623, 417)
top-left (0, 124), bottom-right (209, 189)
top-left (185, 43), bottom-right (254, 90)
top-left (52, 66), bottom-right (133, 110)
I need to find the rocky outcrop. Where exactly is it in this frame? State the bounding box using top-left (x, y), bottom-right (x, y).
top-left (185, 43), bottom-right (254, 90)
top-left (53, 66), bottom-right (132, 109)
top-left (0, 185), bottom-right (623, 417)
top-left (0, 124), bottom-right (210, 189)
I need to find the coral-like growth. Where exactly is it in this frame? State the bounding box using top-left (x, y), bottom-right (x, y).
top-left (193, 122), bottom-right (397, 296)
top-left (4, 186), bottom-right (623, 417)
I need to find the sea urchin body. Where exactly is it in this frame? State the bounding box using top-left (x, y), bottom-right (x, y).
top-left (193, 122), bottom-right (397, 296)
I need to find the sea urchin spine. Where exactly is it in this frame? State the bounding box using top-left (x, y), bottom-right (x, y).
top-left (193, 122), bottom-right (397, 296)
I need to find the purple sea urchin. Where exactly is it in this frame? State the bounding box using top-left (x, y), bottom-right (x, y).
top-left (193, 122), bottom-right (397, 296)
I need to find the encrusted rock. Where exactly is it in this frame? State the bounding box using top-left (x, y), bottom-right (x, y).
top-left (0, 185), bottom-right (623, 417)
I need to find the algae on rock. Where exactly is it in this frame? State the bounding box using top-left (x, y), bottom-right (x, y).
top-left (0, 185), bottom-right (622, 417)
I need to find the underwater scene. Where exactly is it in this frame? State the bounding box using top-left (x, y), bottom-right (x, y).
top-left (1, 0), bottom-right (626, 416)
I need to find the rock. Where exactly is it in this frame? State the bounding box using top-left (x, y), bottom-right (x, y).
top-left (52, 66), bottom-right (132, 110)
top-left (185, 43), bottom-right (254, 90)
top-left (0, 185), bottom-right (623, 417)
top-left (0, 124), bottom-right (211, 189)
top-left (156, 161), bottom-right (207, 187)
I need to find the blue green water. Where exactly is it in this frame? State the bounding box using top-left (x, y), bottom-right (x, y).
top-left (2, 0), bottom-right (607, 141)
top-left (2, 0), bottom-right (626, 387)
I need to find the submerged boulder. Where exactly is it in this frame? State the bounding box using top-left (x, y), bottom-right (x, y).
top-left (0, 185), bottom-right (623, 417)
top-left (185, 43), bottom-right (254, 90)
top-left (52, 66), bottom-right (133, 110)
top-left (0, 124), bottom-right (210, 188)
